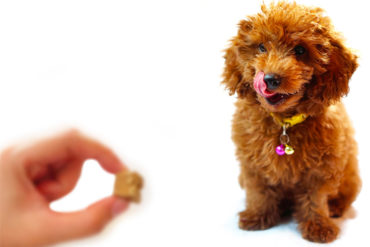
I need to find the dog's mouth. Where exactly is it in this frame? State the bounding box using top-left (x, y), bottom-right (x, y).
top-left (253, 71), bottom-right (294, 106)
top-left (265, 92), bottom-right (291, 105)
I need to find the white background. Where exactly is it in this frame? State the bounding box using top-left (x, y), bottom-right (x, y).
top-left (1, 0), bottom-right (369, 246)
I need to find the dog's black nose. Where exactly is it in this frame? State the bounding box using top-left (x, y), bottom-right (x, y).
top-left (264, 73), bottom-right (281, 90)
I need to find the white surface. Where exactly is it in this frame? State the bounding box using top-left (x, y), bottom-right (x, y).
top-left (0, 0), bottom-right (369, 246)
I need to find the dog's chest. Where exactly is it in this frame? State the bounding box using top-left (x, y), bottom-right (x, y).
top-left (233, 114), bottom-right (317, 185)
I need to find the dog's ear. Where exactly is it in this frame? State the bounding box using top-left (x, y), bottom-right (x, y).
top-left (309, 35), bottom-right (358, 105)
top-left (222, 46), bottom-right (243, 96)
top-left (221, 20), bottom-right (253, 97)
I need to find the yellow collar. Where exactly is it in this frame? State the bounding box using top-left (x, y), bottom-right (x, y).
top-left (270, 112), bottom-right (307, 128)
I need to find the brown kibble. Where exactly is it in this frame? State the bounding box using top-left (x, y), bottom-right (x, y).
top-left (113, 170), bottom-right (143, 203)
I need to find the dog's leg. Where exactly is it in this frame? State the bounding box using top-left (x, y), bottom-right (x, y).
top-left (239, 179), bottom-right (281, 230)
top-left (294, 185), bottom-right (339, 243)
top-left (328, 155), bottom-right (361, 217)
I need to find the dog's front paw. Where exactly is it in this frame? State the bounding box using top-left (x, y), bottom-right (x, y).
top-left (238, 210), bottom-right (278, 230)
top-left (300, 217), bottom-right (339, 243)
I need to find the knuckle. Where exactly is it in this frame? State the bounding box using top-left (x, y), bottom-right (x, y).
top-left (65, 128), bottom-right (81, 140)
top-left (63, 128), bottom-right (84, 149)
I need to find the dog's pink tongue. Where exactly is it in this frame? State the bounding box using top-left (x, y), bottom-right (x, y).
top-left (253, 71), bottom-right (276, 97)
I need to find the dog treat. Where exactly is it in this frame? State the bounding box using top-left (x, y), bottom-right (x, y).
top-left (114, 170), bottom-right (143, 203)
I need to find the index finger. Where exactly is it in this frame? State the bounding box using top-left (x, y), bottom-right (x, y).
top-left (17, 129), bottom-right (126, 174)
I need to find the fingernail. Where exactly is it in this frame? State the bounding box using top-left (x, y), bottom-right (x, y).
top-left (112, 198), bottom-right (130, 217)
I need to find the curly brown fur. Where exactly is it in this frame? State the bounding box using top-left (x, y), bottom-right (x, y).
top-left (222, 1), bottom-right (361, 243)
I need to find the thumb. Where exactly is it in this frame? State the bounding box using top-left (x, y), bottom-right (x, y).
top-left (44, 196), bottom-right (130, 243)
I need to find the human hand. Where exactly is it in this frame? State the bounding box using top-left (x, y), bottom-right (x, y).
top-left (0, 130), bottom-right (130, 247)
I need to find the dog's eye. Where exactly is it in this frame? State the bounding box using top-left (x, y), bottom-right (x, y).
top-left (258, 43), bottom-right (267, 53)
top-left (294, 45), bottom-right (306, 55)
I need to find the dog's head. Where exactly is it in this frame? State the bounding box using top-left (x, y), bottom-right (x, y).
top-left (222, 2), bottom-right (358, 113)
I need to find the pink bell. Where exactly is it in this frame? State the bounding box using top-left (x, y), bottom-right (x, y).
top-left (275, 144), bottom-right (285, 155)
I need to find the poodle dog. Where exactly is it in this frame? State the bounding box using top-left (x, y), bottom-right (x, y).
top-left (222, 1), bottom-right (361, 243)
